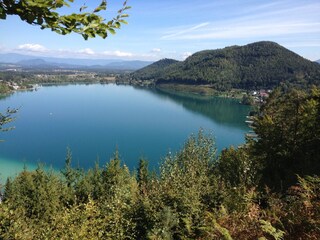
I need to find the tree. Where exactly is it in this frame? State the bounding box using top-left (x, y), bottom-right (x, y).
top-left (137, 158), bottom-right (149, 196)
top-left (61, 147), bottom-right (79, 188)
top-left (241, 93), bottom-right (254, 105)
top-left (153, 131), bottom-right (217, 238)
top-left (217, 146), bottom-right (259, 189)
top-left (252, 86), bottom-right (320, 191)
top-left (0, 108), bottom-right (17, 141)
top-left (99, 149), bottom-right (138, 239)
top-left (0, 0), bottom-right (131, 40)
top-left (0, 108), bottom-right (16, 132)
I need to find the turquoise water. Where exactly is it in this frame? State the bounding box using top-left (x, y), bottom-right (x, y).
top-left (0, 84), bottom-right (250, 181)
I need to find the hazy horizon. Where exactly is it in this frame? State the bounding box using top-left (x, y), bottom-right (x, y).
top-left (0, 0), bottom-right (319, 61)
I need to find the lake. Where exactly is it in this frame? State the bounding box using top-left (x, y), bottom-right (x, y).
top-left (0, 84), bottom-right (251, 182)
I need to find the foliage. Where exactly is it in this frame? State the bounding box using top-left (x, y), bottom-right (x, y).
top-left (0, 82), bottom-right (11, 94)
top-left (153, 131), bottom-right (217, 238)
top-left (283, 175), bottom-right (320, 238)
top-left (241, 93), bottom-right (254, 105)
top-left (0, 0), bottom-right (131, 40)
top-left (259, 220), bottom-right (285, 240)
top-left (131, 41), bottom-right (320, 90)
top-left (217, 146), bottom-right (260, 189)
top-left (131, 58), bottom-right (180, 81)
top-left (252, 86), bottom-right (320, 191)
top-left (0, 108), bottom-right (17, 141)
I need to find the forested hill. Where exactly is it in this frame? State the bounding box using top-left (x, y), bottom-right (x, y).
top-left (131, 58), bottom-right (180, 80)
top-left (131, 41), bottom-right (320, 90)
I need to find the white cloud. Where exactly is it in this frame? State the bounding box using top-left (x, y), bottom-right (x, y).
top-left (11, 44), bottom-right (135, 59)
top-left (175, 22), bottom-right (320, 40)
top-left (162, 22), bottom-right (210, 40)
top-left (77, 48), bottom-right (95, 55)
top-left (162, 20), bottom-right (320, 41)
top-left (102, 50), bottom-right (133, 57)
top-left (152, 48), bottom-right (161, 53)
top-left (181, 52), bottom-right (192, 60)
top-left (17, 43), bottom-right (48, 52)
top-left (284, 41), bottom-right (320, 48)
top-left (0, 44), bottom-right (6, 52)
top-left (161, 2), bottom-right (320, 41)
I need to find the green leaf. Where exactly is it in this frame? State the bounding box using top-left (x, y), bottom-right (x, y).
top-left (37, 17), bottom-right (44, 25)
top-left (97, 31), bottom-right (107, 39)
top-left (61, 28), bottom-right (71, 35)
top-left (82, 33), bottom-right (89, 40)
top-left (55, 0), bottom-right (65, 8)
top-left (54, 29), bottom-right (62, 34)
top-left (86, 31), bottom-right (95, 38)
top-left (118, 19), bottom-right (128, 24)
top-left (0, 7), bottom-right (6, 19)
top-left (26, 14), bottom-right (36, 24)
top-left (0, 0), bottom-right (130, 40)
top-left (123, 6), bottom-right (132, 10)
top-left (80, 5), bottom-right (88, 12)
top-left (93, 0), bottom-right (107, 13)
top-left (108, 28), bottom-right (116, 34)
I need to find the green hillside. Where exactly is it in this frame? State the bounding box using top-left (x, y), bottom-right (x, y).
top-left (131, 58), bottom-right (180, 80)
top-left (131, 41), bottom-right (320, 90)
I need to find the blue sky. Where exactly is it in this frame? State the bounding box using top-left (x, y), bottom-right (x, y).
top-left (0, 0), bottom-right (319, 61)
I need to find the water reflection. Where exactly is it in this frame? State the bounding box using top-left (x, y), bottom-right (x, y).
top-left (147, 87), bottom-right (251, 130)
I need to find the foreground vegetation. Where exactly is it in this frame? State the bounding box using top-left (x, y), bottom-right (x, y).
top-left (0, 86), bottom-right (319, 239)
top-left (0, 0), bottom-right (130, 40)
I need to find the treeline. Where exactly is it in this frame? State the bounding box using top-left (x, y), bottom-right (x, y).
top-left (131, 58), bottom-right (180, 81)
top-left (0, 87), bottom-right (319, 239)
top-left (0, 82), bottom-right (11, 94)
top-left (130, 41), bottom-right (320, 91)
top-left (0, 70), bottom-right (113, 94)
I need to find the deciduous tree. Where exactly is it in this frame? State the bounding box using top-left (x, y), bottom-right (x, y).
top-left (252, 87), bottom-right (320, 191)
top-left (0, 0), bottom-right (131, 39)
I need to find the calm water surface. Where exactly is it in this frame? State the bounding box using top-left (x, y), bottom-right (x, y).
top-left (0, 84), bottom-right (250, 182)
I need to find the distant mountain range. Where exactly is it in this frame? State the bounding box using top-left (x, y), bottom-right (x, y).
top-left (131, 41), bottom-right (320, 90)
top-left (0, 53), bottom-right (153, 70)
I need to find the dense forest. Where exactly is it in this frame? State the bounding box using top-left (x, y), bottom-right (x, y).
top-left (0, 86), bottom-right (319, 239)
top-left (130, 42), bottom-right (320, 91)
top-left (131, 58), bottom-right (179, 81)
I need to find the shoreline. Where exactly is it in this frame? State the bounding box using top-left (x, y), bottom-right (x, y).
top-left (155, 83), bottom-right (246, 100)
top-left (1, 79), bottom-right (253, 105)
